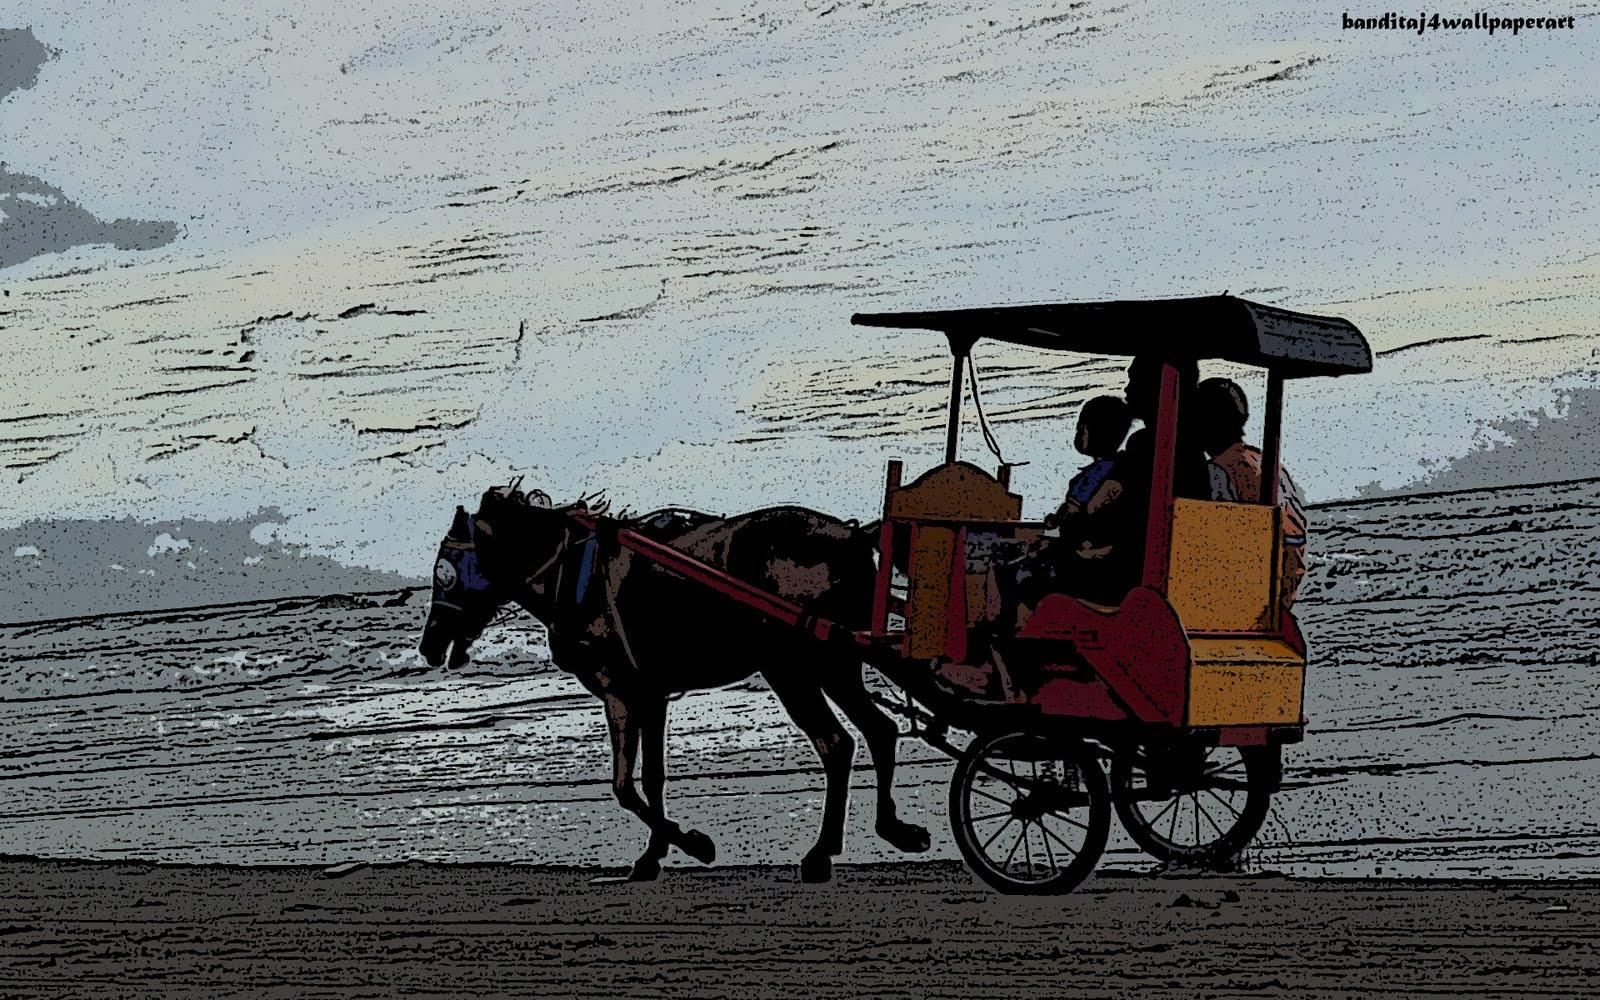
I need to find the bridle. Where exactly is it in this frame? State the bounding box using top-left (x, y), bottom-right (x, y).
top-left (432, 496), bottom-right (602, 633)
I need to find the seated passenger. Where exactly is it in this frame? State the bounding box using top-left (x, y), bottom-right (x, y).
top-left (1072, 354), bottom-right (1209, 603)
top-left (1193, 377), bottom-right (1309, 605)
top-left (1046, 394), bottom-right (1132, 545)
top-left (963, 359), bottom-right (1201, 699)
top-left (990, 394), bottom-right (1133, 631)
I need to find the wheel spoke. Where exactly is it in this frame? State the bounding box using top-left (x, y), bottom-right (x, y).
top-left (968, 786), bottom-right (1014, 809)
top-left (1040, 819), bottom-right (1058, 874)
top-left (980, 816), bottom-right (1016, 853)
top-left (973, 765), bottom-right (1025, 796)
top-left (1042, 809), bottom-right (1089, 832)
top-left (1035, 817), bottom-right (1084, 857)
top-left (1002, 824), bottom-right (1027, 872)
top-left (968, 809), bottom-right (1012, 824)
top-left (1141, 794), bottom-right (1180, 830)
top-left (1197, 797), bottom-right (1229, 840)
top-left (1204, 757), bottom-right (1245, 778)
top-left (1204, 787), bottom-right (1243, 820)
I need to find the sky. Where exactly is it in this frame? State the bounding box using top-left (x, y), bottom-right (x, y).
top-left (2, 0), bottom-right (1598, 590)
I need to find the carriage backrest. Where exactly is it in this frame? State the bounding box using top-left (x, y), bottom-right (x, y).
top-left (1166, 498), bottom-right (1279, 632)
top-left (885, 462), bottom-right (1023, 659)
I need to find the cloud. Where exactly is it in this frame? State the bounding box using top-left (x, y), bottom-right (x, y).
top-left (1360, 377), bottom-right (1600, 497)
top-left (0, 162), bottom-right (180, 270)
top-left (0, 508), bottom-right (417, 621)
top-left (0, 27), bottom-right (54, 104)
top-left (0, 28), bottom-right (179, 270)
top-left (146, 531), bottom-right (192, 558)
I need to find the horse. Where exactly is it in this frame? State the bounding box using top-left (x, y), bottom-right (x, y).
top-left (417, 484), bottom-right (930, 882)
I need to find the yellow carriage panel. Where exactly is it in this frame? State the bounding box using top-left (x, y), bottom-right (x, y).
top-left (1186, 637), bottom-right (1305, 726)
top-left (1167, 499), bottom-right (1279, 632)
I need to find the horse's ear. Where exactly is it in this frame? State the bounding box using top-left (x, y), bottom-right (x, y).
top-left (528, 489), bottom-right (552, 508)
top-left (448, 505), bottom-right (471, 541)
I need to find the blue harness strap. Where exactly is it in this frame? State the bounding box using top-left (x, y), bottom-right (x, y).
top-left (573, 533), bottom-right (600, 605)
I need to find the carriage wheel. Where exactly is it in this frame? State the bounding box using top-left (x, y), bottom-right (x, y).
top-left (949, 730), bottom-right (1110, 895)
top-left (1110, 743), bottom-right (1275, 867)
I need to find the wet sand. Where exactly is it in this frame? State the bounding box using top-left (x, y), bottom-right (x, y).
top-left (1, 858), bottom-right (1595, 999)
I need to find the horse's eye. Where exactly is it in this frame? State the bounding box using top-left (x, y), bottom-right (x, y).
top-left (433, 557), bottom-right (459, 589)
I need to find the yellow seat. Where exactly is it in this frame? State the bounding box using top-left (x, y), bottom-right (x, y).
top-left (1167, 499), bottom-right (1305, 726)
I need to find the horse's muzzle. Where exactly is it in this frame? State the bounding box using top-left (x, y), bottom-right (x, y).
top-left (419, 613), bottom-right (456, 667)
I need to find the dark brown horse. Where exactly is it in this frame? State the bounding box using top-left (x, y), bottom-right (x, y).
top-left (418, 485), bottom-right (929, 882)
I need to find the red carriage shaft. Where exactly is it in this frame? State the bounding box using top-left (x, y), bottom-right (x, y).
top-left (568, 513), bottom-right (871, 648)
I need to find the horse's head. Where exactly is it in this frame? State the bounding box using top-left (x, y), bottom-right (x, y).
top-left (418, 483), bottom-right (594, 667)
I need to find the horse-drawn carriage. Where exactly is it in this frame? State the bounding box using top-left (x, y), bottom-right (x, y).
top-left (422, 295), bottom-right (1372, 893)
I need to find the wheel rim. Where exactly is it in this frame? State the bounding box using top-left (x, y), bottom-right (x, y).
top-left (957, 734), bottom-right (1096, 886)
top-left (1118, 745), bottom-right (1253, 855)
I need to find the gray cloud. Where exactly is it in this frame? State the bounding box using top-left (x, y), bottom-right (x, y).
top-left (0, 27), bottom-right (54, 103)
top-left (0, 28), bottom-right (179, 270)
top-left (1361, 380), bottom-right (1600, 497)
top-left (0, 164), bottom-right (180, 269)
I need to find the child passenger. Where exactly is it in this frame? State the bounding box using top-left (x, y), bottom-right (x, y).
top-left (1047, 394), bottom-right (1132, 541)
top-left (963, 395), bottom-right (1134, 702)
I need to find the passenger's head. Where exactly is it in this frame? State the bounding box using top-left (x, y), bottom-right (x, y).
top-left (1194, 377), bottom-right (1249, 457)
top-left (1074, 395), bottom-right (1132, 459)
top-left (1124, 354), bottom-right (1199, 423)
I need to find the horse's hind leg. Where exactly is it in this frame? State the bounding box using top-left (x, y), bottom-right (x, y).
top-left (766, 674), bottom-right (854, 883)
top-left (820, 665), bottom-right (931, 855)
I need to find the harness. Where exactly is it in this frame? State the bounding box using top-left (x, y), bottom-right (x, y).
top-left (573, 533), bottom-right (600, 605)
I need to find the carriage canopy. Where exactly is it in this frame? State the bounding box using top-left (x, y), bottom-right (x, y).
top-left (851, 295), bottom-right (1372, 378)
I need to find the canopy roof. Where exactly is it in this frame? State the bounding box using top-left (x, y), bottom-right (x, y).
top-left (851, 295), bottom-right (1372, 377)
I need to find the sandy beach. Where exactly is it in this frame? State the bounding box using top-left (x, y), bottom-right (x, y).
top-left (1, 858), bottom-right (1595, 999)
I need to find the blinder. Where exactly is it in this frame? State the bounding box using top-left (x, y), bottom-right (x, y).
top-left (433, 516), bottom-right (492, 610)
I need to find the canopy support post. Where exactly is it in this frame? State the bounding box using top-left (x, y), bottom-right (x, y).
top-left (1261, 372), bottom-right (1284, 506)
top-left (942, 333), bottom-right (975, 465)
top-left (1140, 361), bottom-right (1182, 594)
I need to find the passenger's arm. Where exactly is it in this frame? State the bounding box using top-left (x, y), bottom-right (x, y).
top-left (1209, 464), bottom-right (1235, 502)
top-left (1084, 478), bottom-right (1121, 516)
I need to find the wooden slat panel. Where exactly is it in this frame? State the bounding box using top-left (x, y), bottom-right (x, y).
top-left (906, 527), bottom-right (955, 658)
top-left (1187, 662), bottom-right (1304, 726)
top-left (888, 462), bottom-right (1022, 522)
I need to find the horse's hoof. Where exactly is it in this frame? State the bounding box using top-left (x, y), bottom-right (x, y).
top-left (800, 852), bottom-right (833, 884)
top-left (679, 828), bottom-right (716, 865)
top-left (877, 818), bottom-right (932, 854)
top-left (628, 857), bottom-right (661, 882)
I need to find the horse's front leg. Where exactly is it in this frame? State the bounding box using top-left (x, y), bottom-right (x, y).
top-left (766, 674), bottom-right (855, 883)
top-left (821, 665), bottom-right (930, 855)
top-left (601, 692), bottom-right (659, 881)
top-left (636, 699), bottom-right (716, 873)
